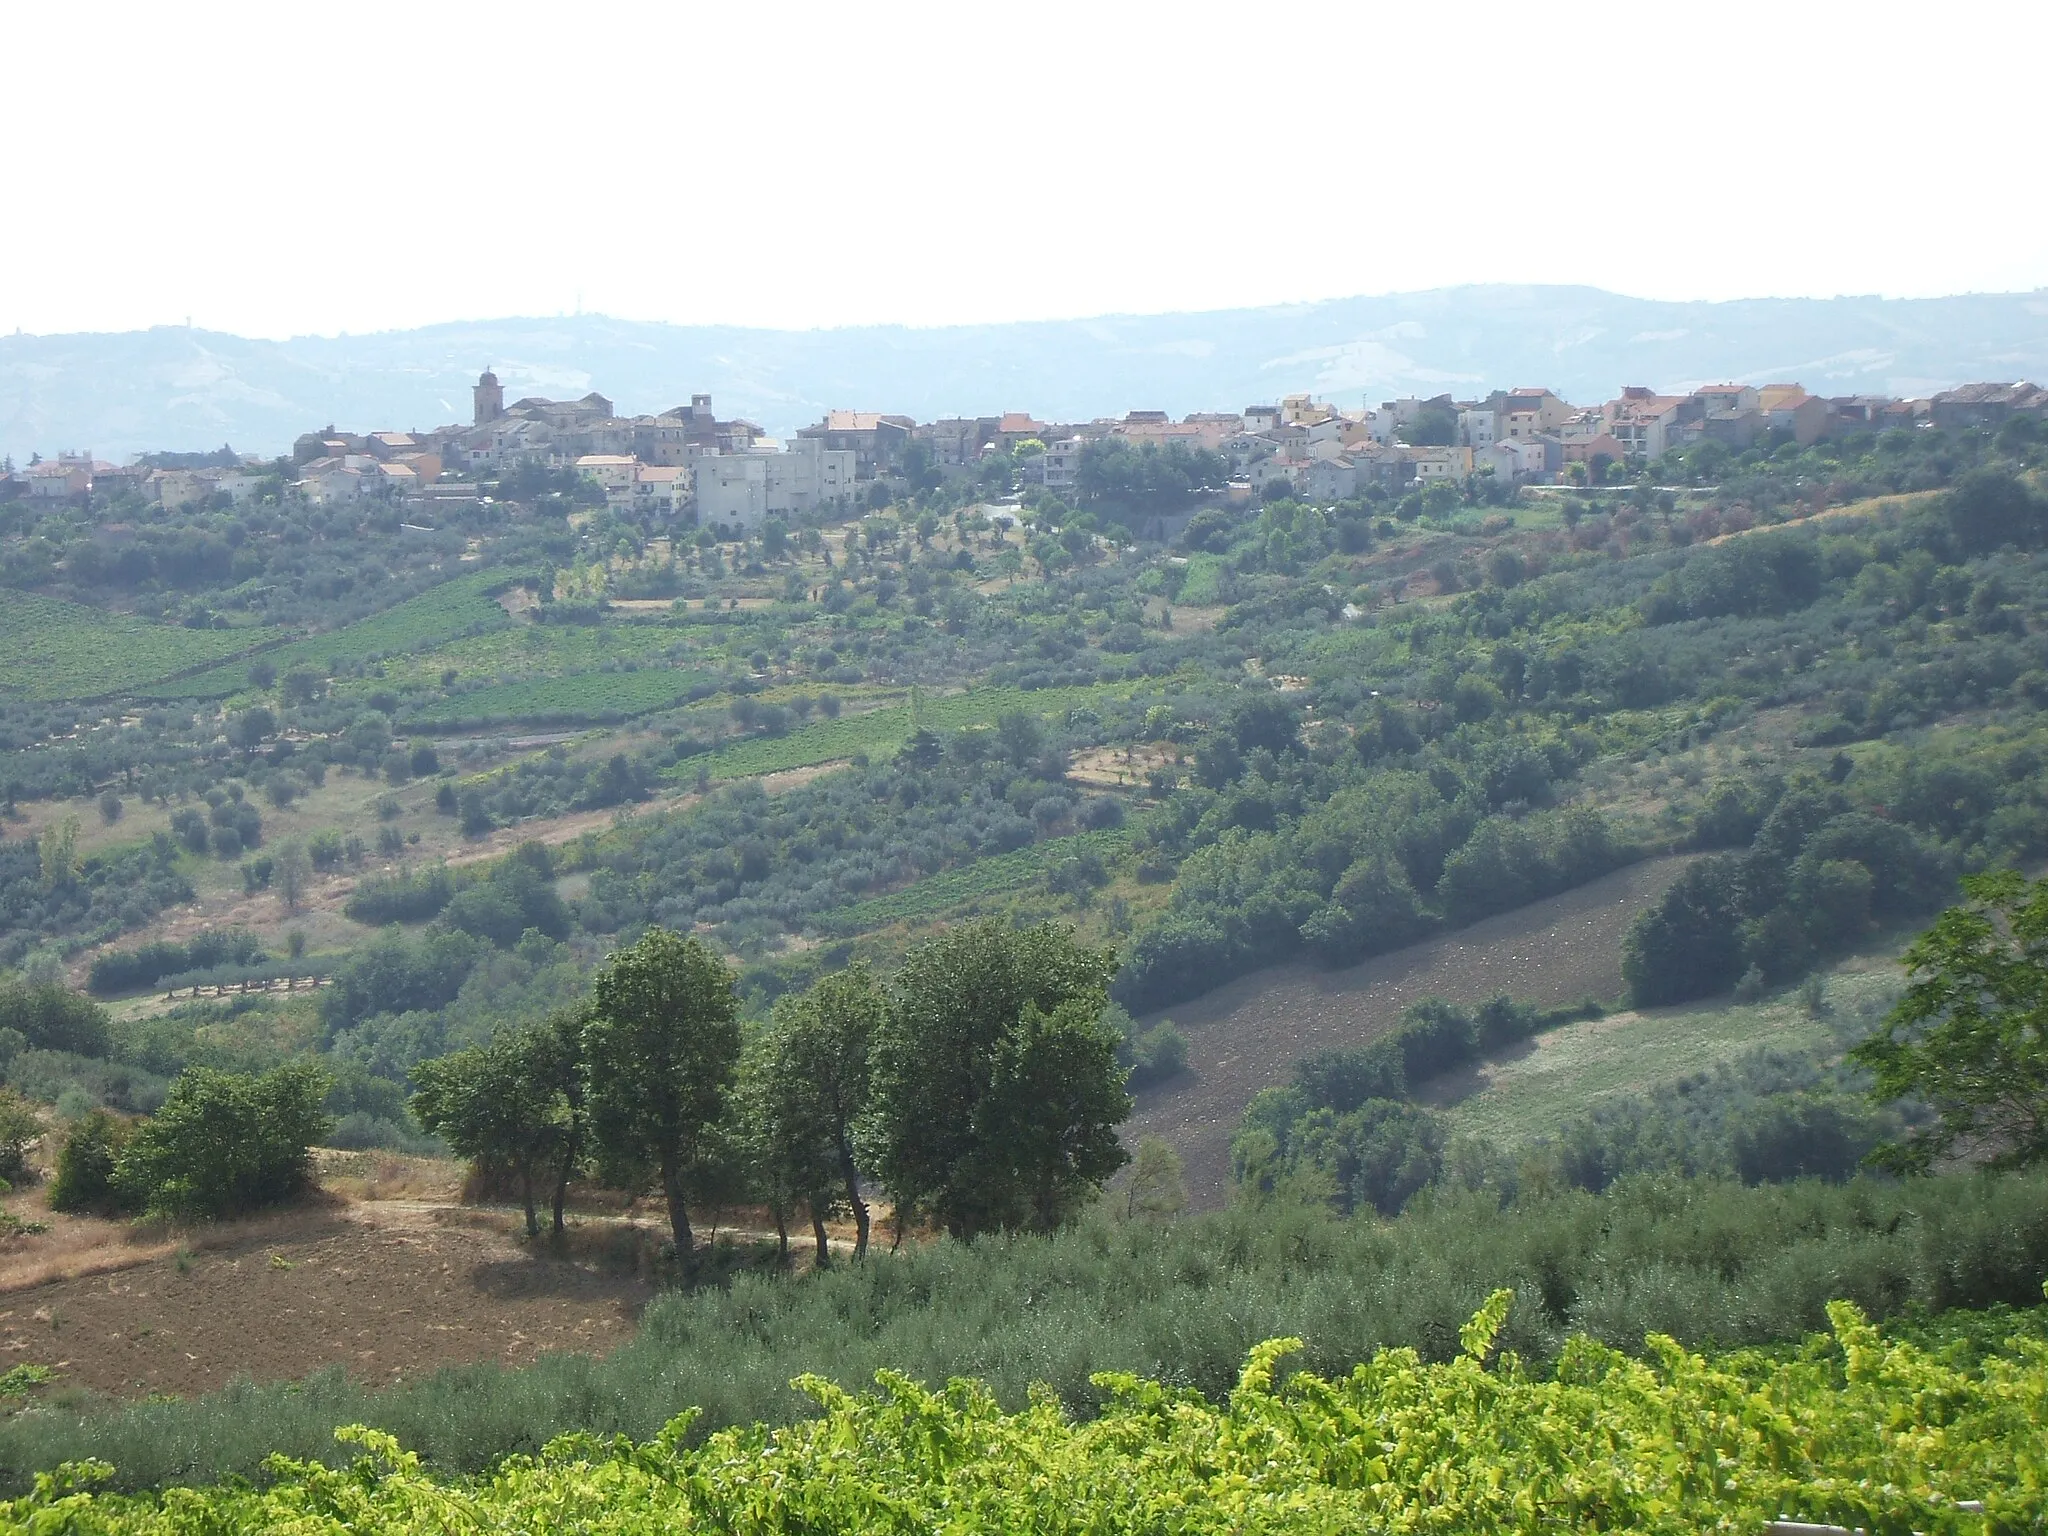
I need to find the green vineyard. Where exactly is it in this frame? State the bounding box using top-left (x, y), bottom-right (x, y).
top-left (684, 681), bottom-right (1142, 781)
top-left (145, 569), bottom-right (521, 698)
top-left (814, 828), bottom-right (1131, 933)
top-left (403, 667), bottom-right (718, 727)
top-left (0, 592), bottom-right (270, 701)
top-left (13, 1295), bottom-right (2040, 1533)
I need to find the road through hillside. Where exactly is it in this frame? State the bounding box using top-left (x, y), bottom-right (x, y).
top-left (1124, 854), bottom-right (1695, 1208)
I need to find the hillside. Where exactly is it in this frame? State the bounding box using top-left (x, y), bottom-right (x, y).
top-left (12, 285), bottom-right (2048, 460)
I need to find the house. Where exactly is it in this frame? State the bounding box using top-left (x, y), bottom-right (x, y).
top-left (1484, 438), bottom-right (1548, 483)
top-left (1038, 438), bottom-right (1084, 492)
top-left (992, 412), bottom-right (1046, 451)
top-left (299, 458), bottom-right (365, 505)
top-left (1243, 405), bottom-right (1282, 433)
top-left (1604, 387), bottom-right (1688, 459)
top-left (1281, 393), bottom-right (1333, 425)
top-left (1756, 384), bottom-right (1829, 446)
top-left (797, 410), bottom-right (914, 477)
top-left (26, 455), bottom-right (92, 499)
top-left (1459, 407), bottom-right (1498, 449)
top-left (1493, 388), bottom-right (1573, 443)
top-left (574, 454), bottom-right (639, 493)
top-left (1929, 382), bottom-right (2048, 429)
top-left (916, 418), bottom-right (993, 468)
top-left (1557, 432), bottom-right (1626, 476)
top-left (1303, 456), bottom-right (1363, 501)
top-left (1408, 445), bottom-right (1475, 483)
top-left (631, 464), bottom-right (690, 515)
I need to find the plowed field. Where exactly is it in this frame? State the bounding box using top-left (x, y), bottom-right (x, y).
top-left (1124, 855), bottom-right (1695, 1207)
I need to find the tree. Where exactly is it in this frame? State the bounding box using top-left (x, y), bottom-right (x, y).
top-left (412, 1015), bottom-right (584, 1237)
top-left (116, 1063), bottom-right (331, 1220)
top-left (1622, 855), bottom-right (1746, 1006)
top-left (1851, 870), bottom-right (2048, 1171)
top-left (48, 1109), bottom-right (133, 1214)
top-left (0, 1088), bottom-right (40, 1184)
top-left (762, 966), bottom-right (883, 1260)
top-left (1122, 1136), bottom-right (1186, 1220)
top-left (868, 920), bottom-right (1130, 1238)
top-left (582, 929), bottom-right (740, 1262)
top-left (272, 838), bottom-right (311, 915)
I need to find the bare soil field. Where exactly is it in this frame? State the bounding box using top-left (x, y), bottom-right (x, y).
top-left (1124, 854), bottom-right (1695, 1208)
top-left (0, 1198), bottom-right (650, 1401)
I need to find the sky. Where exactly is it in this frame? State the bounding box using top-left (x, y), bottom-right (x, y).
top-left (5, 1), bottom-right (2045, 340)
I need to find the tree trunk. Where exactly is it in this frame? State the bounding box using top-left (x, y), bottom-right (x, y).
top-left (661, 1162), bottom-right (694, 1262)
top-left (519, 1163), bottom-right (539, 1238)
top-left (550, 1128), bottom-right (581, 1238)
top-left (810, 1202), bottom-right (832, 1268)
top-left (772, 1200), bottom-right (789, 1263)
top-left (837, 1140), bottom-right (870, 1259)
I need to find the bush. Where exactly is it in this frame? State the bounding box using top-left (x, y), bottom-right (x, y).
top-left (0, 1088), bottom-right (39, 1184)
top-left (0, 979), bottom-right (111, 1056)
top-left (47, 1109), bottom-right (134, 1214)
top-left (115, 1062), bottom-right (331, 1220)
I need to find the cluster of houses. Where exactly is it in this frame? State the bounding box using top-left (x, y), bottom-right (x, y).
top-left (12, 372), bottom-right (2048, 531)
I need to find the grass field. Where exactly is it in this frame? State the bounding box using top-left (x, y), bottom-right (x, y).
top-left (680, 681), bottom-right (1146, 782)
top-left (812, 828), bottom-right (1130, 934)
top-left (145, 568), bottom-right (521, 698)
top-left (0, 592), bottom-right (270, 701)
top-left (403, 667), bottom-right (719, 727)
top-left (370, 616), bottom-right (698, 694)
top-left (1433, 961), bottom-right (1902, 1148)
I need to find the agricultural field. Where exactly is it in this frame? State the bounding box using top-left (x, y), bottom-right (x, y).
top-left (402, 667), bottom-right (719, 728)
top-left (1126, 856), bottom-right (1695, 1206)
top-left (145, 568), bottom-right (521, 699)
top-left (1431, 957), bottom-right (1901, 1149)
top-left (684, 681), bottom-right (1149, 781)
top-left (0, 594), bottom-right (269, 701)
top-left (813, 828), bottom-right (1131, 934)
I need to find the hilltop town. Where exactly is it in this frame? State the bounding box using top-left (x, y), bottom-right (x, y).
top-left (10, 373), bottom-right (2048, 530)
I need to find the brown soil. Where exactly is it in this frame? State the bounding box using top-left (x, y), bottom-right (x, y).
top-left (1124, 854), bottom-right (1695, 1208)
top-left (0, 1200), bottom-right (649, 1400)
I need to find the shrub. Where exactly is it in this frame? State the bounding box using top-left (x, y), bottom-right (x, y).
top-left (48, 1109), bottom-right (134, 1214)
top-left (115, 1063), bottom-right (331, 1220)
top-left (0, 1089), bottom-right (39, 1184)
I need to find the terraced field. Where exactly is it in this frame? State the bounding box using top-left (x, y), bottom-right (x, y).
top-left (682, 681), bottom-right (1145, 781)
top-left (811, 828), bottom-right (1131, 934)
top-left (0, 592), bottom-right (270, 700)
top-left (145, 568), bottom-right (522, 698)
top-left (403, 667), bottom-right (720, 727)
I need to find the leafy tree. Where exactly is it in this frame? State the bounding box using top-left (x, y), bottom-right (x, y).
top-left (1852, 870), bottom-right (2048, 1170)
top-left (762, 966), bottom-right (883, 1260)
top-left (1121, 1135), bottom-right (1186, 1220)
top-left (868, 920), bottom-right (1130, 1238)
top-left (116, 1062), bottom-right (331, 1220)
top-left (48, 1109), bottom-right (133, 1213)
top-left (412, 1014), bottom-right (584, 1237)
top-left (1622, 856), bottom-right (1746, 1006)
top-left (582, 929), bottom-right (741, 1261)
top-left (0, 980), bottom-right (111, 1056)
top-left (0, 1088), bottom-right (40, 1184)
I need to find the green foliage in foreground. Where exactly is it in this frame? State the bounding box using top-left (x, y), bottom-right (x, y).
top-left (15, 1294), bottom-right (2046, 1533)
top-left (1854, 868), bottom-right (2048, 1171)
top-left (6, 1170), bottom-right (2047, 1494)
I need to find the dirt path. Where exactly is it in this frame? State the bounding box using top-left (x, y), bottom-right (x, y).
top-left (1124, 855), bottom-right (1694, 1208)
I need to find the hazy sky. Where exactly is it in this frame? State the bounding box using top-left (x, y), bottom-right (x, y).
top-left (6, 1), bottom-right (2043, 340)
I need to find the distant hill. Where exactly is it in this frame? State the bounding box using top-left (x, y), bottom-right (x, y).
top-left (8, 284), bottom-right (2048, 463)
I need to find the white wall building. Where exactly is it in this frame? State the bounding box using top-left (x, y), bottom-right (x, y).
top-left (693, 437), bottom-right (857, 531)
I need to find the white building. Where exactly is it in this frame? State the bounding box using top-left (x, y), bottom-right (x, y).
top-left (1039, 437), bottom-right (1084, 491)
top-left (693, 437), bottom-right (857, 531)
